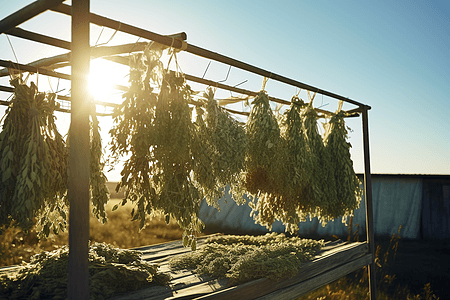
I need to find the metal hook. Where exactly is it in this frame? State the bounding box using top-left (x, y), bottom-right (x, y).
top-left (218, 65), bottom-right (231, 83)
top-left (317, 93), bottom-right (329, 109)
top-left (94, 27), bottom-right (105, 46)
top-left (6, 35), bottom-right (19, 64)
top-left (229, 79), bottom-right (248, 97)
top-left (234, 80), bottom-right (247, 88)
top-left (202, 61), bottom-right (211, 79)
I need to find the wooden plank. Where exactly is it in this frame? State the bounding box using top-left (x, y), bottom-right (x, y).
top-left (108, 285), bottom-right (172, 300)
top-left (109, 276), bottom-right (228, 300)
top-left (166, 278), bottom-right (229, 300)
top-left (189, 242), bottom-right (368, 300)
top-left (138, 234), bottom-right (220, 262)
top-left (109, 241), bottom-right (366, 300)
top-left (254, 254), bottom-right (373, 300)
top-left (134, 234), bottom-right (220, 252)
top-left (0, 265), bottom-right (20, 275)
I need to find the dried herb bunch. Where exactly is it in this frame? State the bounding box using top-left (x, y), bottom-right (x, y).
top-left (245, 90), bottom-right (286, 229)
top-left (109, 48), bottom-right (161, 230)
top-left (90, 108), bottom-right (110, 224)
top-left (244, 90), bottom-right (281, 196)
top-left (0, 242), bottom-right (170, 300)
top-left (323, 108), bottom-right (362, 224)
top-left (203, 88), bottom-right (247, 204)
top-left (151, 70), bottom-right (203, 237)
top-left (302, 102), bottom-right (339, 225)
top-left (274, 97), bottom-right (316, 232)
top-left (191, 103), bottom-right (219, 207)
top-left (109, 47), bottom-right (205, 248)
top-left (169, 233), bottom-right (323, 285)
top-left (0, 77), bottom-right (68, 236)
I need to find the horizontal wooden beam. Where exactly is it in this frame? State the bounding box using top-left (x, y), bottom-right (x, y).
top-left (5, 27), bottom-right (71, 50)
top-left (0, 59), bottom-right (127, 91)
top-left (0, 59), bottom-right (70, 80)
top-left (0, 38), bottom-right (182, 77)
top-left (0, 85), bottom-right (114, 116)
top-left (0, 85), bottom-right (14, 93)
top-left (0, 0), bottom-right (65, 34)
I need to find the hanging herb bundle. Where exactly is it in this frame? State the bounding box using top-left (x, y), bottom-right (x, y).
top-left (109, 47), bottom-right (204, 248)
top-left (302, 103), bottom-right (338, 225)
top-left (191, 103), bottom-right (220, 207)
top-left (0, 77), bottom-right (68, 236)
top-left (244, 90), bottom-right (281, 196)
top-left (151, 70), bottom-right (202, 235)
top-left (89, 108), bottom-right (110, 224)
top-left (203, 88), bottom-right (247, 204)
top-left (244, 90), bottom-right (285, 230)
top-left (273, 97), bottom-right (315, 232)
top-left (280, 98), bottom-right (311, 202)
top-left (109, 48), bottom-right (161, 230)
top-left (323, 107), bottom-right (362, 224)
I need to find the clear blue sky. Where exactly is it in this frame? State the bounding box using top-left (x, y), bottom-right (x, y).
top-left (1, 0), bottom-right (449, 180)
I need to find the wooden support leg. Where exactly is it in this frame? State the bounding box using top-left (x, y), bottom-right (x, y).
top-left (362, 107), bottom-right (377, 300)
top-left (68, 0), bottom-right (91, 299)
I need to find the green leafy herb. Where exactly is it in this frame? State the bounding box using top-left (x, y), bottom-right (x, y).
top-left (302, 102), bottom-right (338, 225)
top-left (244, 90), bottom-right (281, 196)
top-left (323, 108), bottom-right (362, 224)
top-left (169, 233), bottom-right (323, 285)
top-left (0, 242), bottom-right (170, 300)
top-left (0, 78), bottom-right (68, 236)
top-left (90, 109), bottom-right (110, 224)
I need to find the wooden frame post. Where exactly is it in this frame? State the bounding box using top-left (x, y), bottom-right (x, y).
top-left (362, 106), bottom-right (377, 300)
top-left (68, 0), bottom-right (90, 299)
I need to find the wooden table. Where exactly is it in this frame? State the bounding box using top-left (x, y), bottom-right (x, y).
top-left (109, 234), bottom-right (372, 300)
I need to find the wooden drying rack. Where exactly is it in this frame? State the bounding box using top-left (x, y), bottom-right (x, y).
top-left (0, 1), bottom-right (376, 299)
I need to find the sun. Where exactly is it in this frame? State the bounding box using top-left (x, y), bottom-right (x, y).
top-left (88, 58), bottom-right (118, 101)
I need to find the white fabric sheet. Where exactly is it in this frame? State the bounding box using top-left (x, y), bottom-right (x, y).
top-left (199, 177), bottom-right (423, 239)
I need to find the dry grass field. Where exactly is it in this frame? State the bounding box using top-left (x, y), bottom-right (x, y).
top-left (0, 198), bottom-right (186, 267)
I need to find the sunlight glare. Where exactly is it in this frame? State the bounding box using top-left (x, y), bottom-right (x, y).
top-left (88, 59), bottom-right (117, 102)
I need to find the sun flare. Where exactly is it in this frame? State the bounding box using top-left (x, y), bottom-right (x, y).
top-left (88, 59), bottom-right (119, 101)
